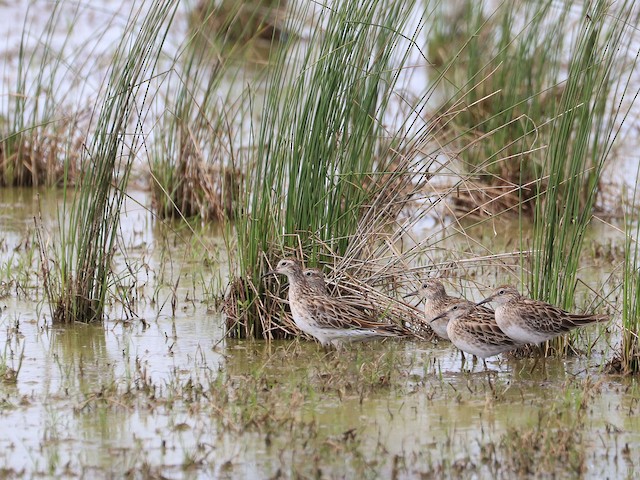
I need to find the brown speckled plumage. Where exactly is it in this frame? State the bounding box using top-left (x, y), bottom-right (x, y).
top-left (405, 279), bottom-right (494, 341)
top-left (303, 268), bottom-right (328, 295)
top-left (267, 258), bottom-right (407, 347)
top-left (477, 285), bottom-right (609, 344)
top-left (431, 299), bottom-right (519, 359)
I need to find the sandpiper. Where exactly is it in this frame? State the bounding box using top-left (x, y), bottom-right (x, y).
top-left (303, 268), bottom-right (329, 295)
top-left (405, 279), bottom-right (494, 341)
top-left (266, 258), bottom-right (407, 348)
top-left (431, 299), bottom-right (521, 362)
top-left (477, 285), bottom-right (609, 344)
top-left (304, 267), bottom-right (381, 318)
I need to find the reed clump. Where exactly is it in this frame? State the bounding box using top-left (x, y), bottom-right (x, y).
top-left (191, 0), bottom-right (287, 47)
top-left (0, 125), bottom-right (85, 187)
top-left (619, 249), bottom-right (640, 373)
top-left (608, 181), bottom-right (640, 374)
top-left (0, 133), bottom-right (37, 186)
top-left (529, 0), bottom-right (638, 355)
top-left (223, 0), bottom-right (430, 339)
top-left (150, 61), bottom-right (243, 222)
top-left (152, 162), bottom-right (241, 221)
top-left (429, 1), bottom-right (570, 217)
top-left (151, 2), bottom-right (253, 222)
top-left (38, 1), bottom-right (179, 323)
top-left (0, 0), bottom-right (89, 187)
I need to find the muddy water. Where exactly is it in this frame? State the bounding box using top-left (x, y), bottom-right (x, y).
top-left (0, 189), bottom-right (637, 478)
top-left (1, 1), bottom-right (639, 477)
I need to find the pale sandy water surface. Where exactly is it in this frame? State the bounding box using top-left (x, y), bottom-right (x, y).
top-left (0, 189), bottom-right (638, 478)
top-left (0, 0), bottom-right (639, 477)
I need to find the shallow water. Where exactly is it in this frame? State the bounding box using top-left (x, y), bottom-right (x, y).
top-left (0, 190), bottom-right (637, 478)
top-left (2, 315), bottom-right (639, 477)
top-left (1, 0), bottom-right (640, 477)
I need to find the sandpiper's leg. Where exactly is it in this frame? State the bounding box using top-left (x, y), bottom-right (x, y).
top-left (320, 338), bottom-right (332, 354)
top-left (529, 352), bottom-right (541, 374)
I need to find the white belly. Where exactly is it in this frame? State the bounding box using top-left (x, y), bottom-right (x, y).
top-left (501, 323), bottom-right (549, 344)
top-left (495, 308), bottom-right (550, 344)
top-left (430, 318), bottom-right (450, 340)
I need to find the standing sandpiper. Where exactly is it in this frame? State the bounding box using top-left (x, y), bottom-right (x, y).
top-left (303, 267), bottom-right (377, 313)
top-left (303, 268), bottom-right (329, 295)
top-left (266, 258), bottom-right (407, 348)
top-left (430, 299), bottom-right (521, 363)
top-left (477, 285), bottom-right (609, 344)
top-left (405, 279), bottom-right (494, 341)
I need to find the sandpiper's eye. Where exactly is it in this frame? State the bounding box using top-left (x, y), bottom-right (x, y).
top-left (452, 305), bottom-right (458, 311)
top-left (498, 289), bottom-right (505, 295)
top-left (305, 271), bottom-right (312, 276)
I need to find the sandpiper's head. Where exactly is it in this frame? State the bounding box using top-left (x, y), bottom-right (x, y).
top-left (303, 268), bottom-right (327, 294)
top-left (431, 299), bottom-right (476, 322)
top-left (477, 285), bottom-right (520, 306)
top-left (405, 279), bottom-right (446, 301)
top-left (266, 258), bottom-right (304, 279)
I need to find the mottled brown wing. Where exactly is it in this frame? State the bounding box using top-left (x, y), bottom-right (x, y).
top-left (455, 309), bottom-right (519, 348)
top-left (518, 299), bottom-right (607, 334)
top-left (476, 304), bottom-right (495, 315)
top-left (514, 301), bottom-right (568, 335)
top-left (308, 296), bottom-right (405, 334)
top-left (565, 313), bottom-right (609, 327)
top-left (335, 295), bottom-right (377, 315)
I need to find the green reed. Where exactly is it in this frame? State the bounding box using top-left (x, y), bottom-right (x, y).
top-left (0, 2), bottom-right (118, 187)
top-left (226, 0), bottom-right (420, 338)
top-left (1, 2), bottom-right (75, 186)
top-left (38, 0), bottom-right (178, 323)
top-left (150, 0), bottom-right (278, 222)
top-left (530, 0), bottom-right (638, 353)
top-left (621, 179), bottom-right (640, 373)
top-left (429, 0), bottom-right (572, 195)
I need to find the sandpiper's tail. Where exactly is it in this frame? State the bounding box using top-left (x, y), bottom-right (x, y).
top-left (566, 313), bottom-right (609, 328)
top-left (374, 322), bottom-right (413, 337)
